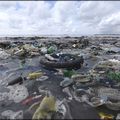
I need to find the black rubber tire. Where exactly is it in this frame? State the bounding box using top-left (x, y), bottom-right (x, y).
top-left (40, 55), bottom-right (84, 69)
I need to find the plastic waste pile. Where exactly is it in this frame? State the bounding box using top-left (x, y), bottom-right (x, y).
top-left (0, 36), bottom-right (120, 119)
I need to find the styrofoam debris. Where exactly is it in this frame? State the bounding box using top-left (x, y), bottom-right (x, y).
top-left (108, 59), bottom-right (120, 63)
top-left (0, 49), bottom-right (10, 59)
top-left (7, 85), bottom-right (29, 103)
top-left (10, 110), bottom-right (23, 119)
top-left (0, 92), bottom-right (8, 102)
top-left (40, 47), bottom-right (47, 54)
top-left (1, 110), bottom-right (23, 119)
top-left (116, 113), bottom-right (120, 120)
top-left (1, 110), bottom-right (14, 118)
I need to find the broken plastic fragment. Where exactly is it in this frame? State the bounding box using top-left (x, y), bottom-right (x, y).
top-left (36, 76), bottom-right (48, 82)
top-left (27, 72), bottom-right (43, 80)
top-left (1, 110), bottom-right (23, 119)
top-left (60, 77), bottom-right (74, 87)
top-left (99, 112), bottom-right (114, 119)
top-left (32, 95), bottom-right (56, 119)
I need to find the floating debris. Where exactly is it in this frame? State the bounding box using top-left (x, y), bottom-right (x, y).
top-left (7, 85), bottom-right (29, 103)
top-left (62, 87), bottom-right (73, 100)
top-left (1, 110), bottom-right (23, 119)
top-left (0, 48), bottom-right (10, 59)
top-left (45, 54), bottom-right (57, 61)
top-left (40, 47), bottom-right (47, 54)
top-left (55, 99), bottom-right (67, 119)
top-left (10, 110), bottom-right (23, 119)
top-left (0, 92), bottom-right (8, 102)
top-left (116, 113), bottom-right (120, 120)
top-left (32, 95), bottom-right (56, 119)
top-left (21, 94), bottom-right (42, 105)
top-left (107, 71), bottom-right (120, 82)
top-left (98, 112), bottom-right (114, 119)
top-left (97, 87), bottom-right (120, 101)
top-left (7, 76), bottom-right (25, 86)
top-left (105, 101), bottom-right (120, 111)
top-left (47, 45), bottom-right (57, 54)
top-left (60, 77), bottom-right (74, 87)
top-left (89, 96), bottom-right (107, 107)
top-left (40, 54), bottom-right (84, 69)
top-left (27, 71), bottom-right (43, 80)
top-left (28, 101), bottom-right (41, 112)
top-left (71, 74), bottom-right (90, 83)
top-left (36, 76), bottom-right (48, 82)
top-left (1, 110), bottom-right (14, 119)
top-left (0, 36), bottom-right (120, 119)
top-left (63, 69), bottom-right (76, 78)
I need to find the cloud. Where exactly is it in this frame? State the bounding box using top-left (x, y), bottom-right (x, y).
top-left (0, 1), bottom-right (120, 36)
top-left (98, 11), bottom-right (120, 33)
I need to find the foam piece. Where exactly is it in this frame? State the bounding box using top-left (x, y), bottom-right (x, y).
top-left (7, 85), bottom-right (29, 103)
top-left (1, 110), bottom-right (23, 119)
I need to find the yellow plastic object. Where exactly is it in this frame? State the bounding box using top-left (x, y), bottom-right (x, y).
top-left (32, 96), bottom-right (56, 119)
top-left (28, 72), bottom-right (43, 80)
top-left (99, 112), bottom-right (114, 120)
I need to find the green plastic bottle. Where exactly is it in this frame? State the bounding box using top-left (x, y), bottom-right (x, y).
top-left (47, 46), bottom-right (57, 54)
top-left (63, 69), bottom-right (76, 78)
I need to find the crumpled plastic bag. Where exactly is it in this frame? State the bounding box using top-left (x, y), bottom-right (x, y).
top-left (32, 95), bottom-right (56, 119)
top-left (0, 48), bottom-right (11, 59)
top-left (27, 72), bottom-right (43, 80)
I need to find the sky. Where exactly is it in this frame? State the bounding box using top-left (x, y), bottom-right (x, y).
top-left (0, 1), bottom-right (120, 36)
